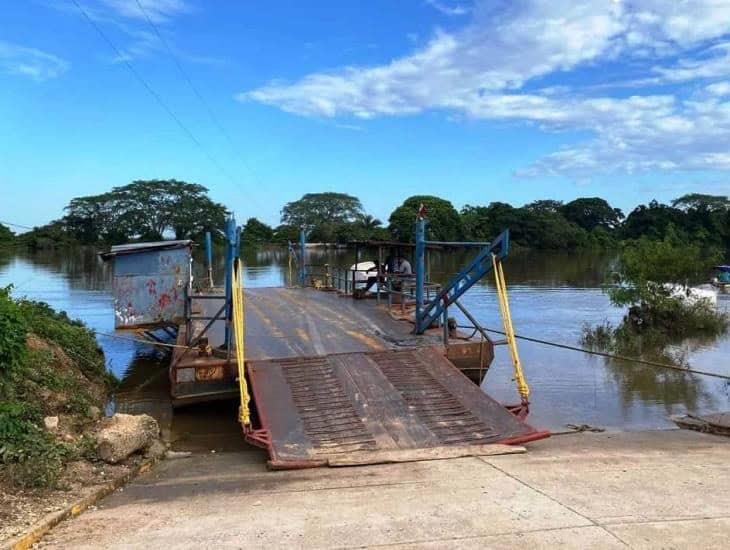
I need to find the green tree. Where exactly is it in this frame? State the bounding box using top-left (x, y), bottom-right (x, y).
top-left (272, 224), bottom-right (300, 245)
top-left (281, 193), bottom-right (364, 231)
top-left (671, 193), bottom-right (730, 213)
top-left (0, 223), bottom-right (14, 247)
top-left (562, 197), bottom-right (624, 231)
top-left (621, 200), bottom-right (687, 241)
top-left (241, 217), bottom-right (274, 245)
top-left (357, 214), bottom-right (382, 231)
top-left (16, 220), bottom-right (77, 250)
top-left (524, 199), bottom-right (564, 215)
top-left (461, 203), bottom-right (518, 241)
top-left (461, 201), bottom-right (588, 249)
top-left (389, 195), bottom-right (463, 242)
top-left (671, 193), bottom-right (729, 247)
top-left (62, 180), bottom-right (226, 245)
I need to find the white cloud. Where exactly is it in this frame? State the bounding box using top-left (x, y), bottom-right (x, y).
top-left (706, 81), bottom-right (730, 96)
top-left (0, 40), bottom-right (69, 81)
top-left (99, 0), bottom-right (191, 23)
top-left (654, 42), bottom-right (730, 82)
top-left (517, 95), bottom-right (730, 176)
top-left (50, 0), bottom-right (217, 65)
top-left (425, 0), bottom-right (470, 16)
top-left (241, 0), bottom-right (730, 177)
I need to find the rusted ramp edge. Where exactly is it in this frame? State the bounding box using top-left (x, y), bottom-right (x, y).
top-left (247, 346), bottom-right (548, 469)
top-left (327, 444), bottom-right (526, 467)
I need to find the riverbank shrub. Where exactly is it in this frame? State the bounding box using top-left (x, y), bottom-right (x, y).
top-left (0, 289), bottom-right (113, 488)
top-left (582, 232), bottom-right (728, 358)
top-left (0, 224), bottom-right (14, 249)
top-left (606, 231), bottom-right (727, 336)
top-left (0, 287), bottom-right (26, 378)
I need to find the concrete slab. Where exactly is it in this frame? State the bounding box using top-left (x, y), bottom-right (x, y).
top-left (483, 430), bottom-right (730, 524)
top-left (38, 430), bottom-right (730, 549)
top-left (378, 526), bottom-right (626, 549)
top-left (607, 517), bottom-right (730, 549)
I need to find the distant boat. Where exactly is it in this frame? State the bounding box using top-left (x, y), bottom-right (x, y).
top-left (711, 265), bottom-right (730, 291)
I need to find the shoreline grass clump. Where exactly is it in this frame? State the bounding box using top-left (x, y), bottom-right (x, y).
top-left (0, 286), bottom-right (114, 488)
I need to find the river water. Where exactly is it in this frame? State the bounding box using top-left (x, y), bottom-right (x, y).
top-left (1, 246), bottom-right (728, 439)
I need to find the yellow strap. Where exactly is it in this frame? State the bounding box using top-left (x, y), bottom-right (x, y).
top-left (232, 259), bottom-right (251, 426)
top-left (492, 254), bottom-right (530, 402)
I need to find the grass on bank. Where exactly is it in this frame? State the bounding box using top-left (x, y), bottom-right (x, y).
top-left (0, 286), bottom-right (115, 488)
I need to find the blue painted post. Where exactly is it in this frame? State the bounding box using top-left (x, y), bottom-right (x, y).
top-left (299, 229), bottom-right (306, 285)
top-left (442, 302), bottom-right (449, 345)
top-left (205, 231), bottom-right (213, 287)
top-left (223, 215), bottom-right (237, 353)
top-left (415, 217), bottom-right (426, 333)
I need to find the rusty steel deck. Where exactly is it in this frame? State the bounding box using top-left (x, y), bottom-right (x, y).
top-left (171, 287), bottom-right (450, 400)
top-left (246, 346), bottom-right (548, 469)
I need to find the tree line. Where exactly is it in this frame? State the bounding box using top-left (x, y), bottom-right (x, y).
top-left (4, 180), bottom-right (730, 253)
top-left (249, 191), bottom-right (730, 252)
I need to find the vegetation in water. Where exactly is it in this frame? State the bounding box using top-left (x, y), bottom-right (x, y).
top-left (582, 230), bottom-right (728, 357)
top-left (0, 286), bottom-right (113, 488)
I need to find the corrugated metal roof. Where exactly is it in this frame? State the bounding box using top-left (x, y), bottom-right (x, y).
top-left (100, 239), bottom-right (193, 259)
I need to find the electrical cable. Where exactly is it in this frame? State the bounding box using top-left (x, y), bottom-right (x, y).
top-left (69, 0), bottom-right (238, 187)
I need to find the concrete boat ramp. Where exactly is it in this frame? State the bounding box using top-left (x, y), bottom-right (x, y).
top-left (37, 430), bottom-right (730, 549)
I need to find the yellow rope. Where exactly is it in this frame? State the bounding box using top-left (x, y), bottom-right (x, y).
top-left (232, 259), bottom-right (251, 426)
top-left (492, 254), bottom-right (530, 402)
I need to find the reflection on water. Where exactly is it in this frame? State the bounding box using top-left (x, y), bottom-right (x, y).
top-left (1, 246), bottom-right (729, 434)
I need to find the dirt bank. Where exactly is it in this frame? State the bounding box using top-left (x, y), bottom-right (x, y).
top-left (0, 292), bottom-right (163, 546)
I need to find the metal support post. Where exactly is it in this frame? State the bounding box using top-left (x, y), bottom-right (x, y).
top-left (299, 229), bottom-right (306, 285)
top-left (415, 217), bottom-right (426, 332)
top-left (442, 302), bottom-right (449, 346)
top-left (205, 231), bottom-right (214, 288)
top-left (224, 215), bottom-right (237, 356)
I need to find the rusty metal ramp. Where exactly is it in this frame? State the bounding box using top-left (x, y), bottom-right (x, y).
top-left (246, 346), bottom-right (548, 469)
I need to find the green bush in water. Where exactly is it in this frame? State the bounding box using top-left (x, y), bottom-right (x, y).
top-left (606, 230), bottom-right (727, 337)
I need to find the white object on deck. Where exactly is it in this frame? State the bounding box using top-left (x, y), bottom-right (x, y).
top-left (349, 261), bottom-right (378, 283)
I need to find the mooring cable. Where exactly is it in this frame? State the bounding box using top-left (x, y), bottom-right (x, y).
top-left (92, 330), bottom-right (192, 350)
top-left (457, 324), bottom-right (730, 381)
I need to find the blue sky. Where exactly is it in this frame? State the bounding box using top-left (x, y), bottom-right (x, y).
top-left (2, 0), bottom-right (730, 230)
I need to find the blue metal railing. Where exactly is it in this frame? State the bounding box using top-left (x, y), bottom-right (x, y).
top-left (414, 222), bottom-right (510, 334)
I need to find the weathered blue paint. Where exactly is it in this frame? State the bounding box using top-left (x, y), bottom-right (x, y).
top-left (205, 231), bottom-right (213, 265)
top-left (223, 215), bottom-right (238, 350)
top-left (416, 229), bottom-right (511, 333)
top-left (299, 229), bottom-right (306, 285)
top-left (107, 243), bottom-right (192, 329)
top-left (414, 217), bottom-right (426, 333)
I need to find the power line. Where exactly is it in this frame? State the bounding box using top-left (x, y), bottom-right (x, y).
top-left (69, 0), bottom-right (238, 186)
top-left (464, 324), bottom-right (730, 381)
top-left (132, 0), bottom-right (264, 215)
top-left (0, 220), bottom-right (34, 230)
top-left (133, 0), bottom-right (238, 157)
